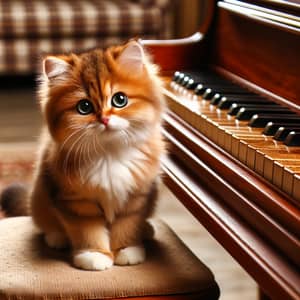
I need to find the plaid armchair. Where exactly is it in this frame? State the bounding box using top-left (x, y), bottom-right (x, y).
top-left (0, 0), bottom-right (171, 75)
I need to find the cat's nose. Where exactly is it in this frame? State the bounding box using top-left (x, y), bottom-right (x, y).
top-left (101, 117), bottom-right (110, 126)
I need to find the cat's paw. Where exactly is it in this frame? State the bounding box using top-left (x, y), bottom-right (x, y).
top-left (45, 232), bottom-right (68, 249)
top-left (73, 251), bottom-right (113, 271)
top-left (115, 245), bottom-right (146, 266)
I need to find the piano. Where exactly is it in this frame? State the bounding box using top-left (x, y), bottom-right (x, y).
top-left (142, 1), bottom-right (300, 299)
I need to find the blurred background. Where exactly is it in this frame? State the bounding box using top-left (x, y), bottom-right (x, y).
top-left (0, 1), bottom-right (256, 299)
top-left (0, 0), bottom-right (208, 75)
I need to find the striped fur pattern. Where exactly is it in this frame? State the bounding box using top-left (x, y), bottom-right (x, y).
top-left (30, 41), bottom-right (166, 270)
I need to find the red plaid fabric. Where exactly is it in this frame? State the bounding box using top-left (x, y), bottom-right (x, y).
top-left (0, 0), bottom-right (171, 74)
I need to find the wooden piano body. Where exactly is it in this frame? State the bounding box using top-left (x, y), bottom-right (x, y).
top-left (142, 1), bottom-right (300, 299)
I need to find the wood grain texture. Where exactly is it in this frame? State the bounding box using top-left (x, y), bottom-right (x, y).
top-left (162, 151), bottom-right (300, 300)
top-left (145, 42), bottom-right (206, 74)
top-left (211, 6), bottom-right (300, 106)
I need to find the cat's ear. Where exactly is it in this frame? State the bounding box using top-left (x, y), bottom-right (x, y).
top-left (42, 56), bottom-right (71, 79)
top-left (117, 41), bottom-right (145, 74)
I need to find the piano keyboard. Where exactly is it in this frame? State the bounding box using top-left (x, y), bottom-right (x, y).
top-left (164, 70), bottom-right (300, 201)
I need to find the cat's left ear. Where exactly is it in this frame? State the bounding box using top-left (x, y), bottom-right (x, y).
top-left (42, 56), bottom-right (72, 80)
top-left (117, 41), bottom-right (145, 74)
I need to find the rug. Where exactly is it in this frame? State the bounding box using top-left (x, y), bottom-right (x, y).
top-left (0, 142), bottom-right (36, 188)
top-left (0, 142), bottom-right (36, 217)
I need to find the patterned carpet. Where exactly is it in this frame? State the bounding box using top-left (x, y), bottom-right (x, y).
top-left (0, 143), bottom-right (35, 190)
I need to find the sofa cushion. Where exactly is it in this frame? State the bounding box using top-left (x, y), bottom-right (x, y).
top-left (0, 35), bottom-right (157, 74)
top-left (0, 0), bottom-right (169, 39)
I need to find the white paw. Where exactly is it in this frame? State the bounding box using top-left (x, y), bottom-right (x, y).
top-left (45, 232), bottom-right (68, 249)
top-left (115, 245), bottom-right (146, 266)
top-left (73, 251), bottom-right (113, 271)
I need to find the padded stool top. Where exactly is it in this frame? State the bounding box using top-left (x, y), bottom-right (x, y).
top-left (0, 217), bottom-right (219, 300)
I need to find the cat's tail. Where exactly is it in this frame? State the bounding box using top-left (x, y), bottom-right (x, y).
top-left (0, 183), bottom-right (30, 217)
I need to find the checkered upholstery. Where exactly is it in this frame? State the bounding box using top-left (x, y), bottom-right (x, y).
top-left (0, 0), bottom-right (171, 74)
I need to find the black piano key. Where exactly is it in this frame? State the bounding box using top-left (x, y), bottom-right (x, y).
top-left (194, 81), bottom-right (242, 93)
top-left (173, 71), bottom-right (181, 82)
top-left (194, 83), bottom-right (212, 96)
top-left (284, 130), bottom-right (300, 146)
top-left (236, 107), bottom-right (293, 120)
top-left (210, 93), bottom-right (223, 105)
top-left (176, 73), bottom-right (203, 89)
top-left (228, 103), bottom-right (280, 116)
top-left (186, 78), bottom-right (198, 89)
top-left (177, 72), bottom-right (186, 84)
top-left (202, 88), bottom-right (214, 100)
top-left (203, 87), bottom-right (250, 100)
top-left (174, 71), bottom-right (185, 83)
top-left (273, 126), bottom-right (300, 141)
top-left (181, 72), bottom-right (224, 84)
top-left (210, 93), bottom-right (255, 105)
top-left (188, 74), bottom-right (229, 85)
top-left (249, 114), bottom-right (300, 128)
top-left (263, 121), bottom-right (300, 135)
top-left (218, 97), bottom-right (271, 109)
top-left (194, 84), bottom-right (206, 95)
top-left (182, 75), bottom-right (191, 87)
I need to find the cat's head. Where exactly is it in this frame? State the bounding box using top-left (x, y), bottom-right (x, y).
top-left (39, 41), bottom-right (164, 152)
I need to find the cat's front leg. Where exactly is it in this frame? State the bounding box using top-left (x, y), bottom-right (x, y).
top-left (114, 245), bottom-right (146, 266)
top-left (73, 250), bottom-right (113, 271)
top-left (54, 210), bottom-right (113, 271)
top-left (110, 214), bottom-right (149, 266)
top-left (31, 176), bottom-right (69, 249)
top-left (71, 220), bottom-right (113, 271)
top-left (44, 231), bottom-right (69, 249)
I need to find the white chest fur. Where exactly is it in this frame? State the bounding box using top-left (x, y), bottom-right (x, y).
top-left (86, 147), bottom-right (148, 205)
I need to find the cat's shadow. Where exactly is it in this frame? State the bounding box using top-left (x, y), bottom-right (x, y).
top-left (29, 233), bottom-right (71, 265)
top-left (29, 234), bottom-right (168, 267)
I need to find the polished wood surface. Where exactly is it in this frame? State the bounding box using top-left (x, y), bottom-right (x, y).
top-left (212, 2), bottom-right (300, 108)
top-left (143, 1), bottom-right (300, 299)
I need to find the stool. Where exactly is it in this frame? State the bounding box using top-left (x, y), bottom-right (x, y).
top-left (0, 217), bottom-right (220, 299)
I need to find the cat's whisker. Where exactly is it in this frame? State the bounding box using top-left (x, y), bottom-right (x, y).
top-left (55, 128), bottom-right (83, 170)
top-left (121, 130), bottom-right (130, 147)
top-left (127, 118), bottom-right (147, 126)
top-left (58, 126), bottom-right (83, 150)
top-left (80, 140), bottom-right (90, 184)
top-left (86, 140), bottom-right (93, 165)
top-left (92, 133), bottom-right (99, 157)
top-left (63, 130), bottom-right (87, 182)
top-left (76, 138), bottom-right (86, 184)
top-left (94, 133), bottom-right (107, 156)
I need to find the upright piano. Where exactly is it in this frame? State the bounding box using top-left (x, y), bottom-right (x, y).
top-left (142, 1), bottom-right (300, 299)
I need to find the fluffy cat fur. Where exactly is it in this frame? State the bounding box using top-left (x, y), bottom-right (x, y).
top-left (30, 41), bottom-right (166, 270)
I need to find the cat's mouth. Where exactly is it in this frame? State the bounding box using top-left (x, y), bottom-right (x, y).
top-left (96, 124), bottom-right (127, 139)
top-left (98, 124), bottom-right (119, 133)
top-left (98, 123), bottom-right (107, 133)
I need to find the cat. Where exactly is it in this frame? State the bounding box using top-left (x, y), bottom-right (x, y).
top-left (28, 40), bottom-right (166, 271)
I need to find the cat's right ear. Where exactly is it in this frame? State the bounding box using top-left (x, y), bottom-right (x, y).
top-left (42, 56), bottom-right (71, 80)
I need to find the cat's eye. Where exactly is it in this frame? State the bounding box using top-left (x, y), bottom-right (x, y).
top-left (76, 99), bottom-right (94, 115)
top-left (111, 92), bottom-right (128, 108)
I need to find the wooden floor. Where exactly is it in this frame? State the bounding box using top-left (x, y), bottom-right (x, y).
top-left (0, 79), bottom-right (257, 300)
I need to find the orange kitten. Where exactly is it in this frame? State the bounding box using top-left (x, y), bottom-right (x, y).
top-left (30, 41), bottom-right (166, 270)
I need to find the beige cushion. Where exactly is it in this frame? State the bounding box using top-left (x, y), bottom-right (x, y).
top-left (0, 217), bottom-right (219, 299)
